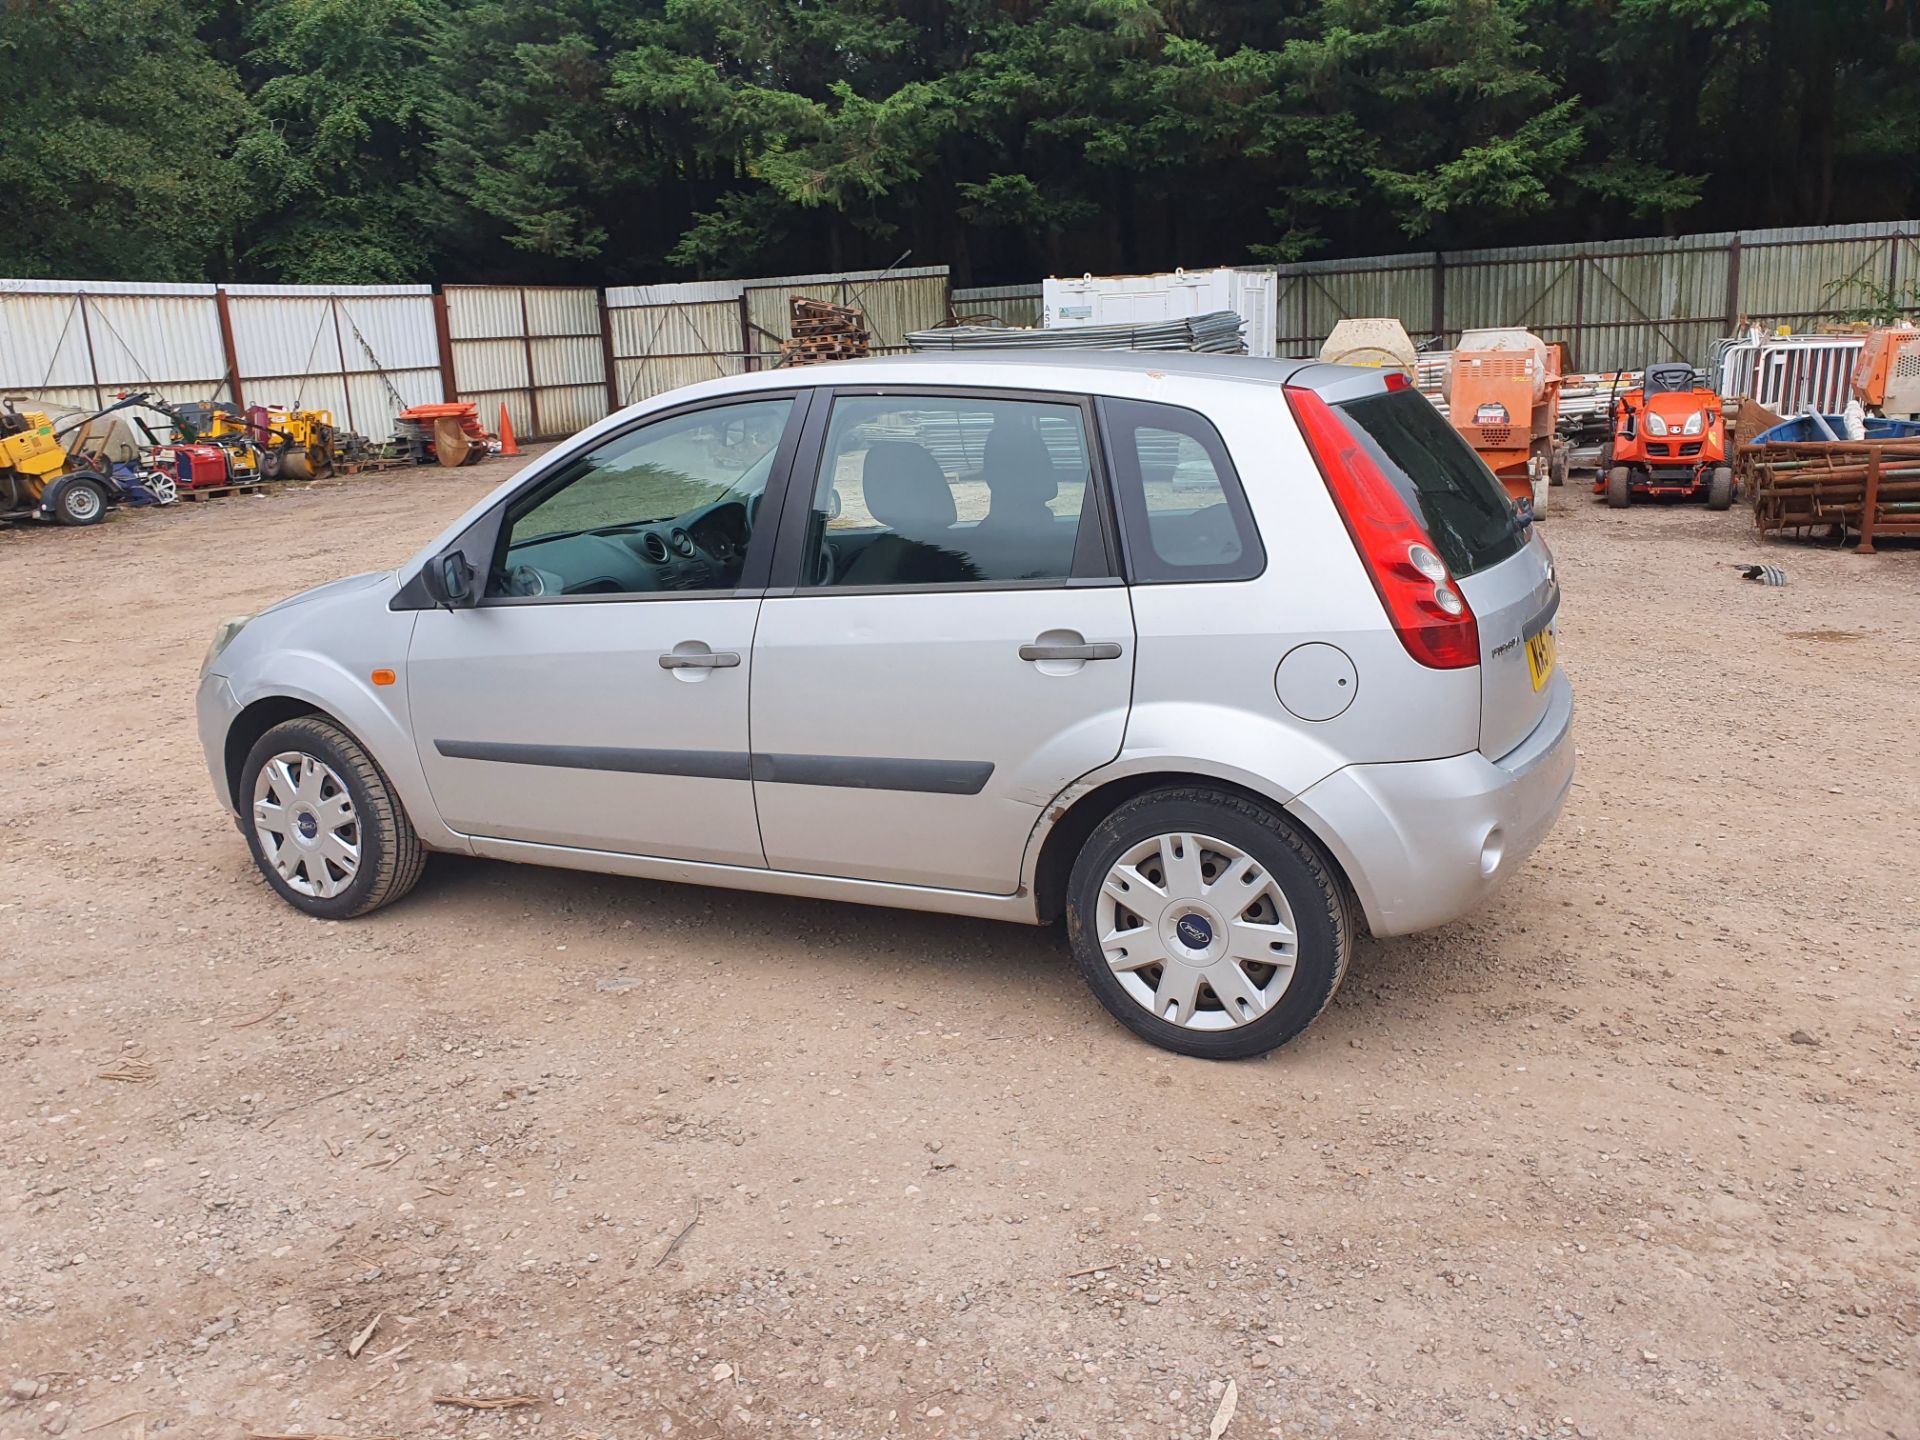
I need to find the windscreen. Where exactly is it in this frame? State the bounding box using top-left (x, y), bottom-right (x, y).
top-left (1335, 388), bottom-right (1526, 576)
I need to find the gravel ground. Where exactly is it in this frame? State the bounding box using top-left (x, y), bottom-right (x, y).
top-left (1, 460), bottom-right (1916, 1440)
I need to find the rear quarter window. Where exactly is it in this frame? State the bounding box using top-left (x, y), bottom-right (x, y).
top-left (1101, 397), bottom-right (1264, 584)
top-left (1334, 389), bottom-right (1525, 576)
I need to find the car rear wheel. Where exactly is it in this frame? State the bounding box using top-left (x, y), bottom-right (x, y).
top-left (240, 716), bottom-right (426, 920)
top-left (1606, 466), bottom-right (1631, 509)
top-left (1065, 787), bottom-right (1352, 1059)
top-left (1707, 465), bottom-right (1734, 510)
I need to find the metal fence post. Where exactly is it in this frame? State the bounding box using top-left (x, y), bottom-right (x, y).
top-left (215, 287), bottom-right (245, 408)
top-left (518, 288), bottom-right (541, 439)
top-left (1725, 234), bottom-right (1743, 334)
top-left (597, 289), bottom-right (620, 417)
top-left (75, 293), bottom-right (103, 410)
top-left (432, 288), bottom-right (458, 404)
top-left (328, 296), bottom-right (356, 433)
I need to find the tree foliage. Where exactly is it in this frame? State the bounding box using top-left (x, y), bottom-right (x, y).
top-left (0, 0), bottom-right (252, 280)
top-left (6, 0), bottom-right (1918, 284)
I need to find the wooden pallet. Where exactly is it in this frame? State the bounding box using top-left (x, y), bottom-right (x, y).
top-left (791, 318), bottom-right (872, 339)
top-left (176, 483), bottom-right (266, 502)
top-left (779, 335), bottom-right (872, 365)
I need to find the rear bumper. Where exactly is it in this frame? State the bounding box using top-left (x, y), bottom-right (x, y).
top-left (1287, 669), bottom-right (1574, 936)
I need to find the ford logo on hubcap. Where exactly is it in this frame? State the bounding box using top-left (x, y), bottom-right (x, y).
top-left (296, 812), bottom-right (319, 841)
top-left (1175, 914), bottom-right (1213, 949)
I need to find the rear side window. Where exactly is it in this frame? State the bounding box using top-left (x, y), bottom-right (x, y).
top-left (1102, 398), bottom-right (1264, 583)
top-left (1334, 389), bottom-right (1525, 576)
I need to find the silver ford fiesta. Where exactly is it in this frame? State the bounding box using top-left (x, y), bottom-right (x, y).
top-left (197, 351), bottom-right (1572, 1059)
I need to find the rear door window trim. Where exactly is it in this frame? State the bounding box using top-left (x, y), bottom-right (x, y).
top-left (765, 384), bottom-right (1123, 595)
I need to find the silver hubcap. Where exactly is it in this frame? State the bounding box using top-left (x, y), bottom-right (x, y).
top-left (253, 752), bottom-right (360, 899)
top-left (1097, 832), bottom-right (1299, 1031)
top-left (65, 488), bottom-right (101, 519)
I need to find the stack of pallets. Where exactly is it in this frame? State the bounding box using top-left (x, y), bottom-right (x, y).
top-left (779, 298), bottom-right (872, 366)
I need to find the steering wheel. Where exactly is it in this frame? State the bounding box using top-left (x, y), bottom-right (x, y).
top-left (501, 564), bottom-right (548, 598)
top-left (814, 538), bottom-right (837, 586)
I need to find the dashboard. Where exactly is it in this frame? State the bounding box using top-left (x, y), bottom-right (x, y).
top-left (492, 497), bottom-right (755, 598)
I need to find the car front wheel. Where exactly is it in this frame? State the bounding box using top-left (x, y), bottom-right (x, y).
top-left (1065, 787), bottom-right (1353, 1059)
top-left (240, 716), bottom-right (427, 919)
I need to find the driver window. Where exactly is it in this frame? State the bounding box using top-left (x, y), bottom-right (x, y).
top-left (489, 397), bottom-right (792, 598)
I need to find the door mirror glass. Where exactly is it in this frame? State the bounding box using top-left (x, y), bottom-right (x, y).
top-left (424, 550), bottom-right (476, 609)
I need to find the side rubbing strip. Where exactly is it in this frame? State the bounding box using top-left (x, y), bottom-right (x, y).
top-left (750, 753), bottom-right (994, 796)
top-left (434, 740), bottom-right (751, 781)
top-left (435, 740), bottom-right (994, 795)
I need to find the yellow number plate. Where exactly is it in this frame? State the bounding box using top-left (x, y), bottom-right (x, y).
top-left (1524, 624), bottom-right (1557, 692)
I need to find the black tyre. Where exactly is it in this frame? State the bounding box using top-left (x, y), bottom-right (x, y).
top-left (240, 716), bottom-right (427, 919)
top-left (1707, 465), bottom-right (1734, 511)
top-left (1065, 786), bottom-right (1353, 1060)
top-left (53, 478), bottom-right (109, 526)
top-left (1606, 465), bottom-right (1631, 509)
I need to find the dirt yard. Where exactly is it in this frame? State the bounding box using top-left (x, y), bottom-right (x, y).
top-left (2, 460), bottom-right (1916, 1440)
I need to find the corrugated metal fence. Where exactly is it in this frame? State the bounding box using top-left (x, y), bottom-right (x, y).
top-left (606, 267), bottom-right (953, 407)
top-left (1274, 221), bottom-right (1918, 373)
top-left (958, 221), bottom-right (1919, 376)
top-left (2, 268), bottom-right (953, 442)
top-left (225, 285), bottom-right (442, 438)
top-left (440, 284), bottom-right (611, 441)
top-left (9, 226), bottom-right (1915, 440)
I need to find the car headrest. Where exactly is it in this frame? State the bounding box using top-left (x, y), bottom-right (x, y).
top-left (982, 424), bottom-right (1059, 507)
top-left (861, 441), bottom-right (955, 533)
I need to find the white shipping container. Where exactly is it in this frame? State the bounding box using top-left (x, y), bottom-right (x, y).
top-left (1042, 268), bottom-right (1277, 356)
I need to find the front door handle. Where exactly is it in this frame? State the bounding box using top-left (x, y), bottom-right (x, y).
top-left (1019, 641), bottom-right (1123, 662)
top-left (659, 650), bottom-right (741, 670)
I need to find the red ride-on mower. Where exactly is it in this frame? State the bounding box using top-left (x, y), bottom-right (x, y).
top-left (1598, 362), bottom-right (1734, 510)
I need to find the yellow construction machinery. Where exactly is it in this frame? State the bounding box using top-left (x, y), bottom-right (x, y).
top-left (257, 407), bottom-right (338, 480)
top-left (143, 400), bottom-right (341, 481)
top-left (1, 399), bottom-right (125, 526)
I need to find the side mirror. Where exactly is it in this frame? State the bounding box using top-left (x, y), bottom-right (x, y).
top-left (423, 550), bottom-right (476, 609)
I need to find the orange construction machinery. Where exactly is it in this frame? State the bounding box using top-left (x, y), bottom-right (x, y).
top-left (1444, 328), bottom-right (1567, 516)
top-left (1851, 325), bottom-right (1920, 418)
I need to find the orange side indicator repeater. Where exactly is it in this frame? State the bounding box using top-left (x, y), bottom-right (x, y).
top-left (371, 668), bottom-right (397, 687)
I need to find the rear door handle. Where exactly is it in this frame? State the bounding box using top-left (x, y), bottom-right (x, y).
top-left (659, 651), bottom-right (741, 670)
top-left (1019, 641), bottom-right (1123, 662)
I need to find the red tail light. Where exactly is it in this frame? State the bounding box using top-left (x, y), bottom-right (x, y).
top-left (1284, 385), bottom-right (1480, 669)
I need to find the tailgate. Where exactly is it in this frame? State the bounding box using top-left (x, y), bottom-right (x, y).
top-left (1457, 531), bottom-right (1560, 759)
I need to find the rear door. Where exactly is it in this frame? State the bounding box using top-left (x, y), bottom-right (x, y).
top-left (1329, 387), bottom-right (1559, 758)
top-left (748, 387), bottom-right (1134, 893)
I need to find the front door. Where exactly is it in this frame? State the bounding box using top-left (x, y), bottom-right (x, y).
top-left (408, 394), bottom-right (801, 865)
top-left (750, 390), bottom-right (1135, 893)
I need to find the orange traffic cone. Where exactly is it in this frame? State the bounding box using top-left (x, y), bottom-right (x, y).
top-left (497, 402), bottom-right (520, 456)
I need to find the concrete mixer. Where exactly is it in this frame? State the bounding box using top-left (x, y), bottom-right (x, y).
top-left (1444, 327), bottom-right (1568, 516)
